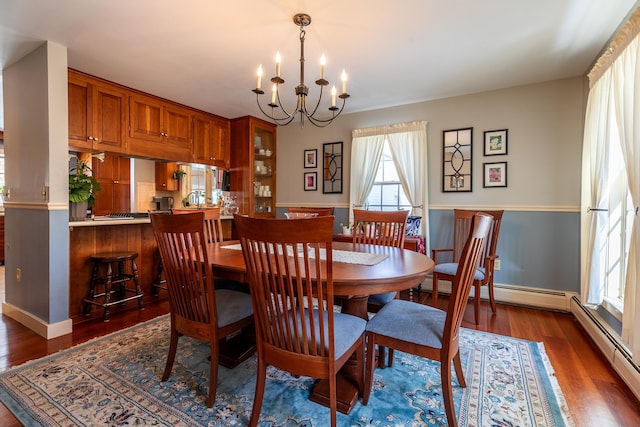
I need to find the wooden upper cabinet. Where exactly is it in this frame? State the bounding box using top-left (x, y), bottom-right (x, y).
top-left (92, 153), bottom-right (131, 215)
top-left (128, 94), bottom-right (193, 162)
top-left (155, 161), bottom-right (179, 191)
top-left (68, 71), bottom-right (127, 153)
top-left (193, 113), bottom-right (230, 168)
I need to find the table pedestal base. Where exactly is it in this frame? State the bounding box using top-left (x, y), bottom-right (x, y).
top-left (218, 328), bottom-right (256, 369)
top-left (309, 376), bottom-right (359, 414)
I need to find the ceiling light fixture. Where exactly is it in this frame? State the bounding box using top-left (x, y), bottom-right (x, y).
top-left (252, 13), bottom-right (350, 128)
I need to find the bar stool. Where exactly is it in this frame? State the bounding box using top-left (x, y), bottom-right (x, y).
top-left (84, 251), bottom-right (144, 321)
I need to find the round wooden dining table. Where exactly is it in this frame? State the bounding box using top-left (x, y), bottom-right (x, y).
top-left (208, 240), bottom-right (435, 414)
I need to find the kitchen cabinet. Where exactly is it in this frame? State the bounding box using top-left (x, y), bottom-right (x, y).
top-left (193, 112), bottom-right (230, 168)
top-left (230, 116), bottom-right (276, 218)
top-left (155, 161), bottom-right (180, 191)
top-left (92, 153), bottom-right (131, 215)
top-left (68, 71), bottom-right (127, 153)
top-left (128, 94), bottom-right (192, 162)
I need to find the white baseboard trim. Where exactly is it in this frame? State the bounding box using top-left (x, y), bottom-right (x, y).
top-left (2, 302), bottom-right (72, 339)
top-left (570, 297), bottom-right (640, 401)
top-left (417, 278), bottom-right (577, 312)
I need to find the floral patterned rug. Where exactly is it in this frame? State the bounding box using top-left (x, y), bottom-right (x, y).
top-left (0, 315), bottom-right (574, 426)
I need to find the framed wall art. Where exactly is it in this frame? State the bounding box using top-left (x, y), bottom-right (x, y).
top-left (442, 127), bottom-right (472, 192)
top-left (304, 149), bottom-right (317, 168)
top-left (484, 129), bottom-right (508, 156)
top-left (322, 141), bottom-right (343, 194)
top-left (483, 161), bottom-right (507, 188)
top-left (304, 172), bottom-right (317, 191)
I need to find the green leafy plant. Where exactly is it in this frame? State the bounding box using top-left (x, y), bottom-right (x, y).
top-left (172, 169), bottom-right (186, 180)
top-left (69, 159), bottom-right (101, 208)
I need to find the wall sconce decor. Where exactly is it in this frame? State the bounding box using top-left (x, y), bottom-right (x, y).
top-left (443, 127), bottom-right (473, 192)
top-left (322, 141), bottom-right (343, 193)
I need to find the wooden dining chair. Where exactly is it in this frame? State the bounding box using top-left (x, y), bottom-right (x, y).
top-left (287, 206), bottom-right (335, 216)
top-left (363, 213), bottom-right (493, 427)
top-left (431, 209), bottom-right (504, 324)
top-left (172, 207), bottom-right (225, 243)
top-left (234, 214), bottom-right (366, 427)
top-left (351, 209), bottom-right (409, 367)
top-left (154, 208), bottom-right (225, 294)
top-left (150, 212), bottom-right (254, 407)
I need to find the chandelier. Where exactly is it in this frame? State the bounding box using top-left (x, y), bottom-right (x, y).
top-left (252, 13), bottom-right (350, 128)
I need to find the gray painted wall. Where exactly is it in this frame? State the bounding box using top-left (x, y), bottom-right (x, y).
top-left (274, 77), bottom-right (585, 293)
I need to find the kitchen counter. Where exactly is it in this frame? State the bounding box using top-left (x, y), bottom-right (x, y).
top-left (70, 214), bottom-right (234, 227)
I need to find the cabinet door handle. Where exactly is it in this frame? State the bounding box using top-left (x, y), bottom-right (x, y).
top-left (114, 180), bottom-right (118, 184)
top-left (94, 138), bottom-right (99, 142)
top-left (88, 136), bottom-right (94, 140)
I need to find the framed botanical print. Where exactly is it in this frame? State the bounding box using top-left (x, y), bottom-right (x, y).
top-left (304, 172), bottom-right (317, 191)
top-left (304, 149), bottom-right (317, 168)
top-left (483, 162), bottom-right (507, 187)
top-left (484, 129), bottom-right (508, 156)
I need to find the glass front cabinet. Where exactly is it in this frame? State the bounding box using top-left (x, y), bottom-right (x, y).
top-left (230, 116), bottom-right (276, 217)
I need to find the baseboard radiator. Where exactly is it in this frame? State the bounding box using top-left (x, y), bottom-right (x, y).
top-left (570, 296), bottom-right (640, 401)
top-left (418, 278), bottom-right (640, 401)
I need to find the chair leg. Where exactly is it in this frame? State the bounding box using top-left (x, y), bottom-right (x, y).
top-left (474, 282), bottom-right (481, 325)
top-left (249, 357), bottom-right (267, 427)
top-left (363, 333), bottom-right (376, 405)
top-left (162, 328), bottom-right (179, 381)
top-left (488, 279), bottom-right (497, 313)
top-left (356, 336), bottom-right (365, 397)
top-left (377, 345), bottom-right (386, 369)
top-left (453, 352), bottom-right (466, 388)
top-left (329, 373), bottom-right (337, 427)
top-left (207, 342), bottom-right (218, 407)
top-left (431, 274), bottom-right (439, 306)
top-left (388, 348), bottom-right (394, 367)
top-left (441, 359), bottom-right (458, 427)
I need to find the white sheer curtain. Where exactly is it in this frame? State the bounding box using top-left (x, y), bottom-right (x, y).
top-left (611, 35), bottom-right (640, 363)
top-left (349, 130), bottom-right (385, 216)
top-left (583, 7), bottom-right (640, 362)
top-left (350, 121), bottom-right (429, 246)
top-left (580, 71), bottom-right (611, 305)
top-left (386, 121), bottom-right (430, 252)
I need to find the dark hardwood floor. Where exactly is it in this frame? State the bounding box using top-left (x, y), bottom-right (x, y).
top-left (0, 286), bottom-right (639, 426)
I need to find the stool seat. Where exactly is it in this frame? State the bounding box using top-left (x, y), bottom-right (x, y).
top-left (85, 251), bottom-right (144, 321)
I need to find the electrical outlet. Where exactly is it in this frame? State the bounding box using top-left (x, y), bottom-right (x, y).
top-left (494, 260), bottom-right (501, 271)
top-left (16, 268), bottom-right (22, 282)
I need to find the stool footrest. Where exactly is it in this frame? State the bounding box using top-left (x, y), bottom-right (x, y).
top-left (84, 293), bottom-right (143, 308)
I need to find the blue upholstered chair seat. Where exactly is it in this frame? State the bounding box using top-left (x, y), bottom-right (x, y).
top-left (215, 289), bottom-right (254, 327)
top-left (367, 291), bottom-right (397, 306)
top-left (288, 309), bottom-right (367, 358)
top-left (367, 299), bottom-right (446, 348)
top-left (434, 263), bottom-right (486, 281)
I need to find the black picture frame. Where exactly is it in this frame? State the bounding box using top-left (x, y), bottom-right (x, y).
top-left (304, 172), bottom-right (317, 191)
top-left (484, 129), bottom-right (508, 156)
top-left (304, 149), bottom-right (317, 168)
top-left (483, 161), bottom-right (508, 188)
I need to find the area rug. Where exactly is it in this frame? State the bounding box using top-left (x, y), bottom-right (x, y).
top-left (0, 315), bottom-right (574, 426)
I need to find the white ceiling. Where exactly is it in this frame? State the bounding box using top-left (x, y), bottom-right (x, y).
top-left (0, 0), bottom-right (638, 131)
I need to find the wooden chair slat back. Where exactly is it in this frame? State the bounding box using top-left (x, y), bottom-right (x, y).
top-left (445, 213), bottom-right (493, 342)
top-left (151, 212), bottom-right (216, 328)
top-left (352, 209), bottom-right (409, 248)
top-left (235, 215), bottom-right (336, 360)
top-left (173, 207), bottom-right (225, 244)
top-left (452, 209), bottom-right (503, 268)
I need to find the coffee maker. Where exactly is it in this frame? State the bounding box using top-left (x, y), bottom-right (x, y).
top-left (152, 196), bottom-right (173, 212)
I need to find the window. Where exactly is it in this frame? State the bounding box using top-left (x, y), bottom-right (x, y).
top-left (365, 141), bottom-right (410, 211)
top-left (599, 112), bottom-right (633, 317)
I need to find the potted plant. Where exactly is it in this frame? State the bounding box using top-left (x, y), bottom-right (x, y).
top-left (172, 169), bottom-right (187, 180)
top-left (340, 223), bottom-right (354, 235)
top-left (69, 158), bottom-right (101, 221)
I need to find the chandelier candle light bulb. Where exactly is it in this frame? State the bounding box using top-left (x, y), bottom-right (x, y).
top-left (275, 52), bottom-right (281, 78)
top-left (331, 85), bottom-right (337, 107)
top-left (341, 69), bottom-right (347, 94)
top-left (256, 65), bottom-right (263, 90)
top-left (271, 83), bottom-right (277, 104)
top-left (320, 54), bottom-right (326, 80)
